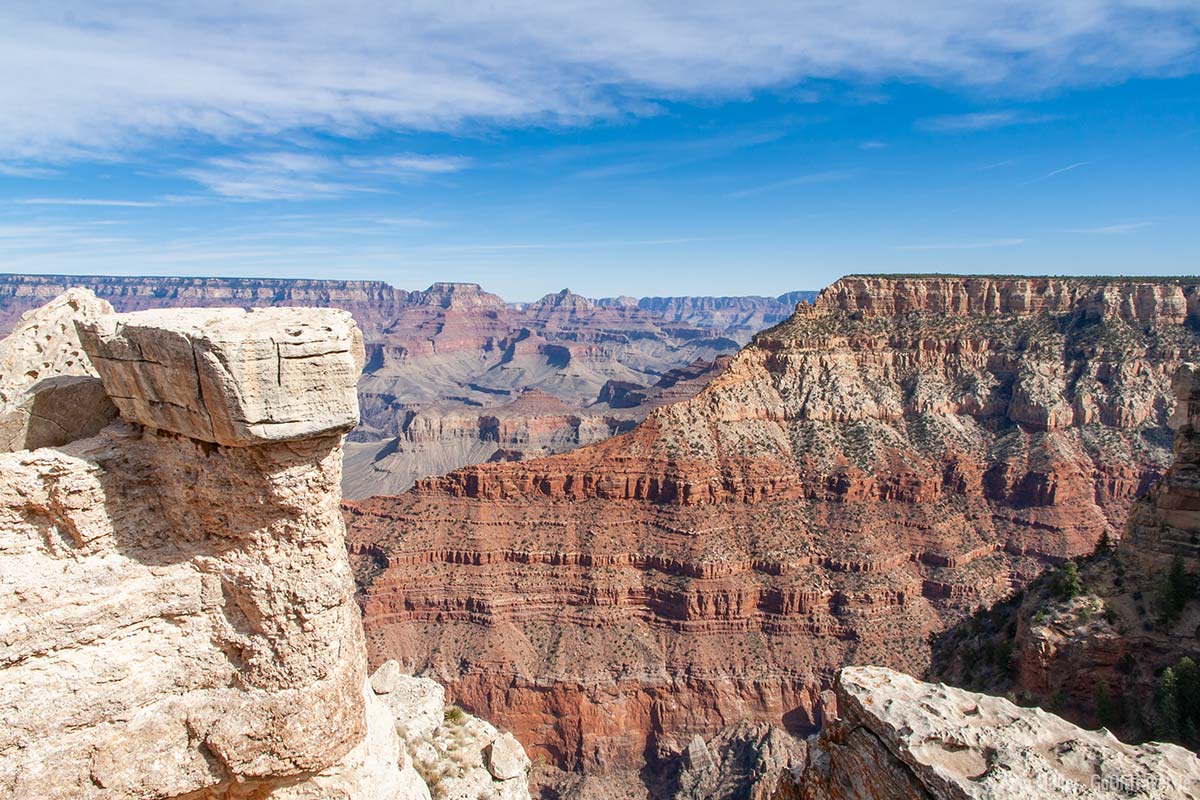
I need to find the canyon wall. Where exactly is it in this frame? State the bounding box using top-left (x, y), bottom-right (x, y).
top-left (345, 275), bottom-right (1200, 796)
top-left (0, 275), bottom-right (800, 497)
top-left (0, 296), bottom-right (532, 800)
top-left (932, 359), bottom-right (1200, 746)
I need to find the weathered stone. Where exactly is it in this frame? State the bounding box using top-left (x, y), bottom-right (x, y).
top-left (370, 659), bottom-right (406, 695)
top-left (0, 288), bottom-right (117, 451)
top-left (485, 732), bottom-right (531, 781)
top-left (800, 666), bottom-right (1200, 799)
top-left (372, 668), bottom-right (446, 743)
top-left (78, 306), bottom-right (364, 446)
top-left (0, 303), bottom-right (439, 800)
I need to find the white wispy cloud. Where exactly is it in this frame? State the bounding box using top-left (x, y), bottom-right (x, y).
top-left (16, 197), bottom-right (163, 207)
top-left (1064, 221), bottom-right (1152, 234)
top-left (181, 150), bottom-right (469, 200)
top-left (918, 110), bottom-right (1058, 132)
top-left (896, 238), bottom-right (1026, 250)
top-left (1022, 160), bottom-right (1092, 184)
top-left (727, 169), bottom-right (858, 198)
top-left (1, 3), bottom-right (1198, 162)
top-left (347, 155), bottom-right (472, 175)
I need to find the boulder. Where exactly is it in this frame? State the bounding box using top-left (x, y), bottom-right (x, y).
top-left (800, 666), bottom-right (1200, 799)
top-left (77, 306), bottom-right (364, 446)
top-left (0, 288), bottom-right (117, 451)
top-left (485, 732), bottom-right (531, 781)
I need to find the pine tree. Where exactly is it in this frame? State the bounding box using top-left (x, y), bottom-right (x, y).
top-left (1055, 561), bottom-right (1082, 599)
top-left (1161, 556), bottom-right (1193, 622)
top-left (1158, 667), bottom-right (1182, 741)
top-left (1094, 530), bottom-right (1113, 556)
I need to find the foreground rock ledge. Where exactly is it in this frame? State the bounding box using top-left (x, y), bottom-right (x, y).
top-left (77, 306), bottom-right (364, 446)
top-left (0, 303), bottom-right (407, 799)
top-left (800, 666), bottom-right (1200, 799)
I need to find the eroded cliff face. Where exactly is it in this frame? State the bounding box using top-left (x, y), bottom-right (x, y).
top-left (0, 274), bottom-right (784, 498)
top-left (344, 276), bottom-right (1200, 795)
top-left (0, 297), bottom-right (533, 800)
top-left (798, 666), bottom-right (1200, 799)
top-left (932, 360), bottom-right (1200, 747)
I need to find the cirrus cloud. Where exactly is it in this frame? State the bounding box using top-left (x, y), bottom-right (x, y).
top-left (1, 2), bottom-right (1199, 163)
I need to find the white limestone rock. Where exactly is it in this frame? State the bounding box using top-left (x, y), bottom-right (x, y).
top-left (801, 665), bottom-right (1200, 799)
top-left (371, 663), bottom-right (447, 743)
top-left (78, 306), bottom-right (364, 446)
top-left (485, 733), bottom-right (531, 781)
top-left (0, 288), bottom-right (117, 451)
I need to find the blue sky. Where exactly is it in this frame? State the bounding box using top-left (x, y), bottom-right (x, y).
top-left (1, 2), bottom-right (1198, 300)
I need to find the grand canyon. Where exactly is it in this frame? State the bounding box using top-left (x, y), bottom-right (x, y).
top-left (2, 274), bottom-right (1200, 799)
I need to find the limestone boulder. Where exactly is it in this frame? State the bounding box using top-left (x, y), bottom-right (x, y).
top-left (485, 733), bottom-right (530, 781)
top-left (78, 306), bottom-right (364, 446)
top-left (0, 288), bottom-right (117, 451)
top-left (370, 662), bottom-right (447, 743)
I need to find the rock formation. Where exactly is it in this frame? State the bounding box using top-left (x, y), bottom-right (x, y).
top-left (0, 297), bottom-right (530, 799)
top-left (344, 275), bottom-right (1200, 795)
top-left (932, 360), bottom-right (1200, 749)
top-left (0, 288), bottom-right (117, 451)
top-left (799, 666), bottom-right (1200, 799)
top-left (0, 274), bottom-right (805, 497)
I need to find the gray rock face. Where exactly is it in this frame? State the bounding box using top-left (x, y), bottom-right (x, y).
top-left (670, 722), bottom-right (804, 800)
top-left (0, 288), bottom-right (117, 451)
top-left (78, 307), bottom-right (364, 446)
top-left (800, 666), bottom-right (1200, 799)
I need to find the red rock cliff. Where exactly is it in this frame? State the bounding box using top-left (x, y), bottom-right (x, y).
top-left (344, 275), bottom-right (1200, 793)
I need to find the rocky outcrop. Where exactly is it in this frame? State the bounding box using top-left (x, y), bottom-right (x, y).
top-left (799, 666), bottom-right (1200, 799)
top-left (345, 275), bottom-right (1200, 795)
top-left (79, 307), bottom-right (364, 446)
top-left (1124, 362), bottom-right (1200, 567)
top-left (0, 296), bottom-right (531, 800)
top-left (0, 288), bottom-right (117, 451)
top-left (932, 361), bottom-right (1200, 749)
top-left (670, 722), bottom-right (805, 800)
top-left (369, 661), bottom-right (532, 800)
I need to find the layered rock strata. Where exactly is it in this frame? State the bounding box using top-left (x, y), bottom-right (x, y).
top-left (0, 274), bottom-right (800, 497)
top-left (798, 666), bottom-right (1200, 799)
top-left (933, 361), bottom-right (1200, 746)
top-left (345, 276), bottom-right (1200, 794)
top-left (0, 298), bottom-right (532, 799)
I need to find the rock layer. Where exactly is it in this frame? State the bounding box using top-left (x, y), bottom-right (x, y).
top-left (799, 666), bottom-right (1200, 799)
top-left (345, 276), bottom-right (1200, 794)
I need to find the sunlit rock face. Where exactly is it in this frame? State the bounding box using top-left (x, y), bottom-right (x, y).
top-left (345, 275), bottom-right (1200, 795)
top-left (798, 666), bottom-right (1200, 800)
top-left (0, 299), bottom-right (419, 799)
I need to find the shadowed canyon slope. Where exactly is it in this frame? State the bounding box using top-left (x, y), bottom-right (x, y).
top-left (345, 275), bottom-right (1200, 792)
top-left (0, 275), bottom-right (811, 497)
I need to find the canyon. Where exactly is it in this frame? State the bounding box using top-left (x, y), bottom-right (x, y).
top-left (0, 275), bottom-right (811, 498)
top-left (344, 275), bottom-right (1200, 796)
top-left (931, 358), bottom-right (1200, 751)
top-left (2, 284), bottom-right (1200, 800)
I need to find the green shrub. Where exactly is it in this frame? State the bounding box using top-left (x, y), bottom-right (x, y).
top-left (1054, 562), bottom-right (1082, 600)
